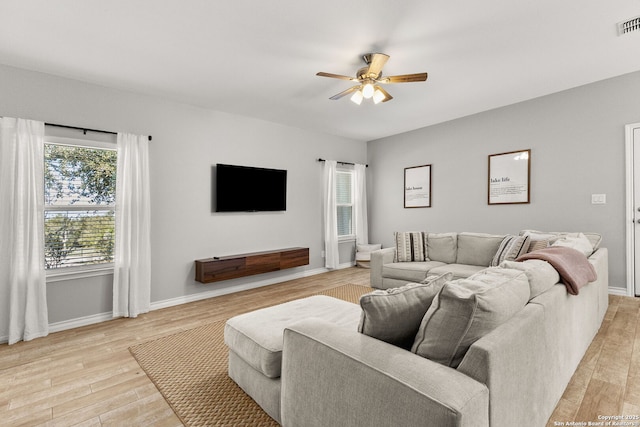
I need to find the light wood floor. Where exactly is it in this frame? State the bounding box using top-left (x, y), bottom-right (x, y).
top-left (0, 268), bottom-right (638, 427)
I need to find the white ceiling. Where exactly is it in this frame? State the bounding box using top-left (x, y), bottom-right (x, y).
top-left (1, 0), bottom-right (640, 142)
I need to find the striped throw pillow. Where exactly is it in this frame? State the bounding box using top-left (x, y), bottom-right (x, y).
top-left (491, 235), bottom-right (531, 266)
top-left (527, 238), bottom-right (550, 253)
top-left (394, 231), bottom-right (427, 262)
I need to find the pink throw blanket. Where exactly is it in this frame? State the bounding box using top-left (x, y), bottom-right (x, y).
top-left (516, 247), bottom-right (597, 295)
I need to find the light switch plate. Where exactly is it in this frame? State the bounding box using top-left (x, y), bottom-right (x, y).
top-left (591, 194), bottom-right (606, 204)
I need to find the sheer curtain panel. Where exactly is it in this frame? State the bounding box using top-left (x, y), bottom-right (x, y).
top-left (0, 117), bottom-right (48, 344)
top-left (354, 163), bottom-right (369, 245)
top-left (113, 133), bottom-right (151, 318)
top-left (323, 160), bottom-right (340, 269)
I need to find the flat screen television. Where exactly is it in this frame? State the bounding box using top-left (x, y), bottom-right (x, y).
top-left (215, 163), bottom-right (287, 212)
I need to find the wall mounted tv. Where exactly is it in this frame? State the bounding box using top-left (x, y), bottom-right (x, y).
top-left (214, 163), bottom-right (287, 212)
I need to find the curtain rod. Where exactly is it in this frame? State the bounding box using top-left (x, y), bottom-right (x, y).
top-left (317, 158), bottom-right (368, 167)
top-left (46, 122), bottom-right (152, 141)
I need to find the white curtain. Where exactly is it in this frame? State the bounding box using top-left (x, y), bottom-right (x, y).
top-left (0, 117), bottom-right (48, 345)
top-left (322, 160), bottom-right (339, 269)
top-left (354, 163), bottom-right (369, 245)
top-left (113, 133), bottom-right (151, 318)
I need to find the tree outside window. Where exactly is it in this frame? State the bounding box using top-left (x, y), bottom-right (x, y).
top-left (44, 143), bottom-right (117, 270)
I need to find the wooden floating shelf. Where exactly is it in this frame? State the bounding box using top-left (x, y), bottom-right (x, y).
top-left (195, 247), bottom-right (309, 284)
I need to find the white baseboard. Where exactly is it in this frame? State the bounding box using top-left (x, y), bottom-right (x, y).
top-left (49, 311), bottom-right (114, 333)
top-left (150, 266), bottom-right (330, 310)
top-left (338, 261), bottom-right (357, 269)
top-left (608, 286), bottom-right (632, 296)
top-left (0, 311), bottom-right (114, 344)
top-left (149, 262), bottom-right (355, 311)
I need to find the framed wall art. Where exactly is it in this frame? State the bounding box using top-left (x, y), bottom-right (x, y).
top-left (404, 164), bottom-right (431, 208)
top-left (488, 149), bottom-right (530, 205)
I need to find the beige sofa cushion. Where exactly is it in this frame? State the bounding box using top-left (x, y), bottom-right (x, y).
top-left (456, 232), bottom-right (505, 266)
top-left (426, 233), bottom-right (457, 263)
top-left (412, 267), bottom-right (529, 368)
top-left (500, 259), bottom-right (560, 299)
top-left (358, 273), bottom-right (453, 349)
top-left (382, 261), bottom-right (446, 283)
top-left (428, 263), bottom-right (485, 279)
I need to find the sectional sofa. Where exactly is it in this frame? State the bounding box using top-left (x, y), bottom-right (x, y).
top-left (371, 231), bottom-right (602, 289)
top-left (227, 230), bottom-right (608, 427)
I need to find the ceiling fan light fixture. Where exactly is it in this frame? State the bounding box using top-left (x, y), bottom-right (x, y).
top-left (362, 82), bottom-right (375, 99)
top-left (373, 87), bottom-right (385, 104)
top-left (350, 90), bottom-right (364, 105)
top-left (317, 53), bottom-right (427, 105)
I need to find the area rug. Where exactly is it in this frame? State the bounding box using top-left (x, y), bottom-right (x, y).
top-left (129, 284), bottom-right (372, 426)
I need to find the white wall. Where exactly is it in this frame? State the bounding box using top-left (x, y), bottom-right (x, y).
top-left (0, 64), bottom-right (366, 330)
top-left (368, 70), bottom-right (640, 291)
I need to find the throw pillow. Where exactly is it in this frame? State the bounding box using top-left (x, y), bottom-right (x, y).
top-left (411, 268), bottom-right (529, 368)
top-left (394, 231), bottom-right (428, 262)
top-left (519, 230), bottom-right (602, 253)
top-left (523, 231), bottom-right (555, 253)
top-left (551, 233), bottom-right (594, 257)
top-left (358, 272), bottom-right (453, 349)
top-left (490, 235), bottom-right (531, 266)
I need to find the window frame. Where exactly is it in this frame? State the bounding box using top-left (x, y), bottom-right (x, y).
top-left (44, 135), bottom-right (117, 281)
top-left (336, 167), bottom-right (356, 242)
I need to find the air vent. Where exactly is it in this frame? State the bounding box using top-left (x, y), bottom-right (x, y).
top-left (618, 15), bottom-right (640, 35)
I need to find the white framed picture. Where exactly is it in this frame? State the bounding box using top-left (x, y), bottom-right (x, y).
top-left (404, 164), bottom-right (431, 208)
top-left (488, 149), bottom-right (531, 205)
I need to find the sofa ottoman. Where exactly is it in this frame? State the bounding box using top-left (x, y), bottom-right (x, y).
top-left (224, 295), bottom-right (361, 423)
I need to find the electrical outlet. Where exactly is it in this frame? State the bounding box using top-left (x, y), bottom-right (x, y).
top-left (321, 251), bottom-right (325, 258)
top-left (591, 194), bottom-right (606, 204)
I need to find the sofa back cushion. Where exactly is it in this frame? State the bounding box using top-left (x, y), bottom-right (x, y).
top-left (411, 267), bottom-right (529, 368)
top-left (358, 272), bottom-right (453, 349)
top-left (426, 233), bottom-right (457, 263)
top-left (394, 231), bottom-right (428, 262)
top-left (456, 232), bottom-right (505, 267)
top-left (500, 259), bottom-right (560, 299)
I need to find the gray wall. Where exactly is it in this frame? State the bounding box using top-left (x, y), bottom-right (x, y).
top-left (0, 64), bottom-right (366, 329)
top-left (368, 70), bottom-right (640, 291)
top-left (2, 62), bottom-right (637, 335)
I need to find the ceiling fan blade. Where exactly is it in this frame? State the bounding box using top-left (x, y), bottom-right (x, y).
top-left (366, 53), bottom-right (390, 78)
top-left (316, 72), bottom-right (357, 81)
top-left (381, 73), bottom-right (428, 83)
top-left (329, 85), bottom-right (361, 100)
top-left (375, 86), bottom-right (393, 103)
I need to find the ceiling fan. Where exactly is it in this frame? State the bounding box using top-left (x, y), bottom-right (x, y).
top-left (316, 53), bottom-right (428, 105)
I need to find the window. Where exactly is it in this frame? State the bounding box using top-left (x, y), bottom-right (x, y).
top-left (44, 140), bottom-right (117, 272)
top-left (336, 169), bottom-right (354, 238)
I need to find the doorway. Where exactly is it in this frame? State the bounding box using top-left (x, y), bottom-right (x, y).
top-left (625, 122), bottom-right (640, 296)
